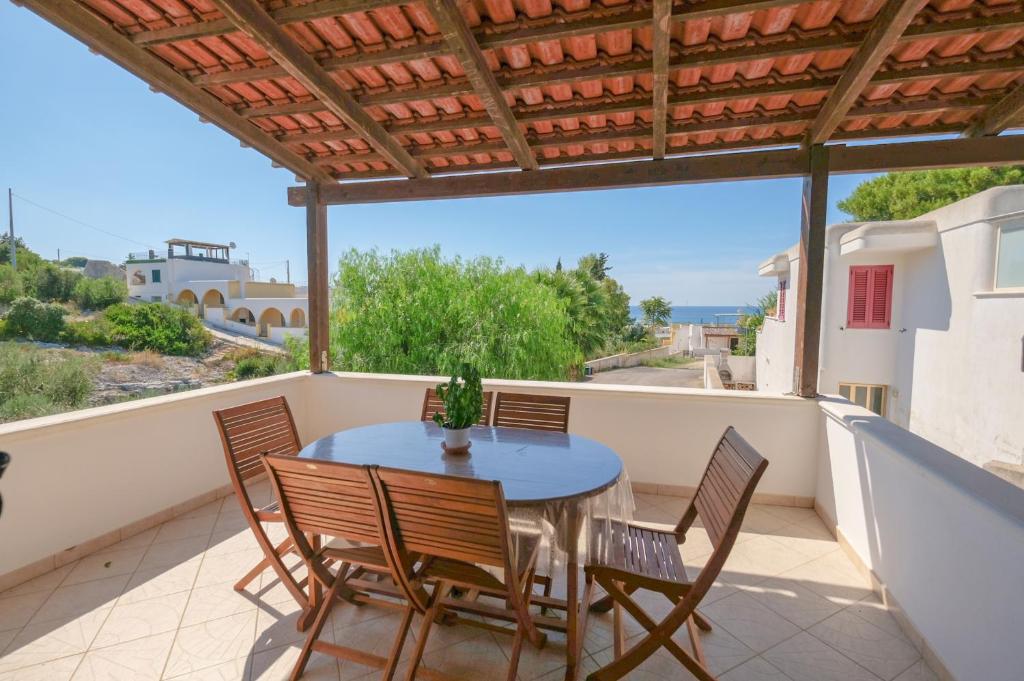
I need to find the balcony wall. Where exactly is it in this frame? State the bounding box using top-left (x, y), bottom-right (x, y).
top-left (816, 397), bottom-right (1024, 681)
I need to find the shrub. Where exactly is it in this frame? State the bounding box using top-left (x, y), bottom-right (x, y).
top-left (25, 262), bottom-right (81, 302)
top-left (61, 318), bottom-right (114, 347)
top-left (3, 297), bottom-right (67, 341)
top-left (103, 302), bottom-right (211, 356)
top-left (73, 276), bottom-right (127, 310)
top-left (0, 264), bottom-right (23, 305)
top-left (0, 343), bottom-right (98, 422)
top-left (229, 348), bottom-right (288, 380)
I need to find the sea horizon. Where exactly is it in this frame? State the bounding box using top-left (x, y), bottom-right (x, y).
top-left (629, 305), bottom-right (754, 325)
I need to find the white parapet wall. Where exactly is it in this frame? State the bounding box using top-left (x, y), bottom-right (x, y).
top-left (584, 345), bottom-right (672, 373)
top-left (817, 397), bottom-right (1024, 681)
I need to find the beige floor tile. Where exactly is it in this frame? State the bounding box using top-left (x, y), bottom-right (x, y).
top-left (180, 500), bottom-right (226, 520)
top-left (416, 631), bottom-right (508, 681)
top-left (0, 590), bottom-right (51, 631)
top-left (0, 628), bottom-right (18, 656)
top-left (740, 575), bottom-right (844, 630)
top-left (28, 574), bottom-right (129, 626)
top-left (719, 655), bottom-right (793, 681)
top-left (138, 537), bottom-right (209, 572)
top-left (892, 660), bottom-right (939, 681)
top-left (762, 631), bottom-right (881, 681)
top-left (739, 507), bottom-right (793, 535)
top-left (193, 549), bottom-right (265, 590)
top-left (808, 609), bottom-right (920, 680)
top-left (181, 583), bottom-right (259, 628)
top-left (71, 630), bottom-right (174, 681)
top-left (532, 652), bottom-right (603, 681)
top-left (250, 642), bottom-right (340, 681)
top-left (205, 529), bottom-right (259, 558)
top-left (494, 628), bottom-right (568, 681)
top-left (758, 506), bottom-right (820, 527)
top-left (0, 653), bottom-right (83, 681)
top-left (847, 595), bottom-right (915, 644)
top-left (590, 643), bottom-right (706, 680)
top-left (92, 591), bottom-right (188, 648)
top-left (119, 559), bottom-right (202, 606)
top-left (211, 509), bottom-right (250, 535)
top-left (0, 563), bottom-right (75, 598)
top-left (721, 536), bottom-right (816, 588)
top-left (253, 598), bottom-right (313, 653)
top-left (117, 528), bottom-right (160, 551)
top-left (162, 655), bottom-right (250, 680)
top-left (334, 611), bottom-right (415, 681)
top-left (417, 611), bottom-right (491, 655)
top-left (153, 515), bottom-right (219, 545)
top-left (775, 551), bottom-right (873, 606)
top-left (328, 598), bottom-right (393, 635)
top-left (62, 547), bottom-right (147, 587)
top-left (690, 619), bottom-right (758, 675)
top-left (765, 522), bottom-right (839, 561)
top-left (702, 592), bottom-right (801, 653)
top-left (0, 608), bottom-right (111, 674)
top-left (163, 611), bottom-right (257, 678)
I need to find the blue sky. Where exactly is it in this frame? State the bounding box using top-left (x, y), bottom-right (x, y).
top-left (0, 3), bottom-right (877, 306)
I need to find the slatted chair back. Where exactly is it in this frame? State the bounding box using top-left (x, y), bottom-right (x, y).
top-left (372, 468), bottom-right (514, 576)
top-left (493, 392), bottom-right (571, 432)
top-left (214, 396), bottom-right (301, 485)
top-left (420, 388), bottom-right (493, 425)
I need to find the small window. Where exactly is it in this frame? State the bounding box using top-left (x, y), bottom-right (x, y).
top-left (777, 279), bottom-right (787, 321)
top-left (152, 269), bottom-right (162, 283)
top-left (996, 222), bottom-right (1024, 289)
top-left (150, 296), bottom-right (161, 302)
top-left (847, 265), bottom-right (893, 329)
top-left (838, 382), bottom-right (887, 417)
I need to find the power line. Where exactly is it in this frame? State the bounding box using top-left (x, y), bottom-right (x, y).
top-left (11, 193), bottom-right (156, 250)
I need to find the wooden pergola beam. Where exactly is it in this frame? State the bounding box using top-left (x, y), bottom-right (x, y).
top-left (305, 181), bottom-right (329, 373)
top-left (807, 0), bottom-right (927, 144)
top-left (829, 134), bottom-right (1024, 173)
top-left (17, 0), bottom-right (334, 184)
top-left (962, 82), bottom-right (1024, 137)
top-left (424, 0), bottom-right (536, 170)
top-left (651, 0), bottom-right (673, 160)
top-left (211, 0), bottom-right (426, 179)
top-left (132, 0), bottom-right (402, 47)
top-left (793, 144), bottom-right (829, 396)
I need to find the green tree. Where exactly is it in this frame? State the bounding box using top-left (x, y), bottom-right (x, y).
top-left (73, 276), bottom-right (127, 310)
top-left (735, 290), bottom-right (777, 357)
top-left (104, 302), bottom-right (211, 356)
top-left (61, 256), bottom-right (89, 268)
top-left (3, 297), bottom-right (68, 341)
top-left (318, 247), bottom-right (578, 380)
top-left (838, 166), bottom-right (1024, 221)
top-left (578, 252), bottom-right (612, 281)
top-left (0, 235), bottom-right (43, 271)
top-left (534, 267), bottom-right (610, 360)
top-left (24, 262), bottom-right (82, 302)
top-left (639, 296), bottom-right (672, 330)
top-left (0, 264), bottom-right (23, 305)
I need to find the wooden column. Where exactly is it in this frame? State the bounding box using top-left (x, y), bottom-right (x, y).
top-left (305, 180), bottom-right (330, 373)
top-left (792, 144), bottom-right (829, 397)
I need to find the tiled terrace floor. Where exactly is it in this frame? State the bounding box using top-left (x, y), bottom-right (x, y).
top-left (0, 484), bottom-right (938, 681)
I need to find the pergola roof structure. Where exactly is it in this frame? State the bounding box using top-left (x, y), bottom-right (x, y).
top-left (21, 0), bottom-right (1024, 185)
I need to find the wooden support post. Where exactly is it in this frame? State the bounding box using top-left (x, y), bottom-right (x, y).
top-left (792, 145), bottom-right (829, 397)
top-left (305, 181), bottom-right (329, 373)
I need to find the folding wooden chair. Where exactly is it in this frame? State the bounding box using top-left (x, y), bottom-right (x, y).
top-left (212, 397), bottom-right (308, 609)
top-left (372, 467), bottom-right (548, 681)
top-left (261, 454), bottom-right (420, 681)
top-left (493, 392), bottom-right (571, 432)
top-left (420, 387), bottom-right (493, 425)
top-left (580, 427), bottom-right (768, 681)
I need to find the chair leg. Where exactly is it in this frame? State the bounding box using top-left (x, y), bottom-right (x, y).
top-left (404, 582), bottom-right (451, 681)
top-left (382, 606), bottom-right (416, 681)
top-left (692, 609), bottom-right (713, 632)
top-left (235, 536), bottom-right (292, 592)
top-left (686, 615), bottom-right (708, 668)
top-left (290, 569), bottom-right (343, 681)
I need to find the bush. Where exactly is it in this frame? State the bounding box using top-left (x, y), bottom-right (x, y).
top-left (61, 318), bottom-right (114, 347)
top-left (229, 348), bottom-right (289, 380)
top-left (3, 297), bottom-right (67, 341)
top-left (73, 276), bottom-right (127, 310)
top-left (0, 342), bottom-right (98, 422)
top-left (103, 302), bottom-right (211, 356)
top-left (25, 262), bottom-right (81, 302)
top-left (0, 264), bottom-right (22, 305)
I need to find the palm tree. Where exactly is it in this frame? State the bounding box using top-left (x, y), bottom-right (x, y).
top-left (639, 296), bottom-right (672, 330)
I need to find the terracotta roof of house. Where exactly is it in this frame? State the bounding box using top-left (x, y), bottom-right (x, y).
top-left (21, 0), bottom-right (1024, 183)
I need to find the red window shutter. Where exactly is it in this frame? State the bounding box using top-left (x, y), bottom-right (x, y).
top-left (777, 279), bottom-right (786, 321)
top-left (847, 267), bottom-right (870, 327)
top-left (847, 265), bottom-right (893, 329)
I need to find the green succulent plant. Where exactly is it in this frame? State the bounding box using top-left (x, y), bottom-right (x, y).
top-left (432, 363), bottom-right (483, 430)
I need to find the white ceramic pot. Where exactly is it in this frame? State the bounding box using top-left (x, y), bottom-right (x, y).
top-left (443, 427), bottom-right (471, 450)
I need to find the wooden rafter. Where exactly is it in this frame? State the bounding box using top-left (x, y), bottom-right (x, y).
top-left (808, 0), bottom-right (927, 145)
top-left (651, 0), bottom-right (673, 160)
top-left (17, 0), bottom-right (333, 184)
top-left (963, 81), bottom-right (1024, 136)
top-left (210, 0), bottom-right (426, 179)
top-left (424, 0), bottom-right (536, 170)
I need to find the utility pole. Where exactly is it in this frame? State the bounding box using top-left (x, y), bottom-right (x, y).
top-left (7, 188), bottom-right (15, 270)
top-left (286, 259), bottom-right (290, 284)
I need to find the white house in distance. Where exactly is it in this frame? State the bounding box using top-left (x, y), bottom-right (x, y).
top-left (756, 187), bottom-right (1024, 474)
top-left (126, 238), bottom-right (307, 344)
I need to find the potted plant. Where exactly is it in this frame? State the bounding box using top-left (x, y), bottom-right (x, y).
top-left (433, 363), bottom-right (483, 452)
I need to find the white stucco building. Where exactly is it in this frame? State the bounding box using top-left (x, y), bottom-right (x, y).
top-left (126, 239), bottom-right (308, 343)
top-left (756, 187), bottom-right (1024, 470)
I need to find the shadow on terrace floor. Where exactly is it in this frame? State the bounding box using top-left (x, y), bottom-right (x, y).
top-left (0, 483), bottom-right (937, 681)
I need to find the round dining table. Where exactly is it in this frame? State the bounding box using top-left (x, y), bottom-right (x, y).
top-left (298, 420), bottom-right (629, 681)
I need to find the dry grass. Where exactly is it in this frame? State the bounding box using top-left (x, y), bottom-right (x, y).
top-left (128, 350), bottom-right (164, 368)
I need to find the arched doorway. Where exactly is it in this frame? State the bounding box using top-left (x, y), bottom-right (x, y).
top-left (257, 308), bottom-right (285, 338)
top-left (230, 307), bottom-right (255, 327)
top-left (289, 308), bottom-right (306, 328)
top-left (176, 289), bottom-right (197, 305)
top-left (201, 289), bottom-right (225, 314)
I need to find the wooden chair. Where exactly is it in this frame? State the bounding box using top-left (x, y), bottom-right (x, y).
top-left (261, 454), bottom-right (419, 681)
top-left (212, 397), bottom-right (308, 609)
top-left (493, 392), bottom-right (571, 432)
top-left (371, 467), bottom-right (548, 681)
top-left (420, 387), bottom-right (493, 425)
top-left (580, 427), bottom-right (768, 681)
